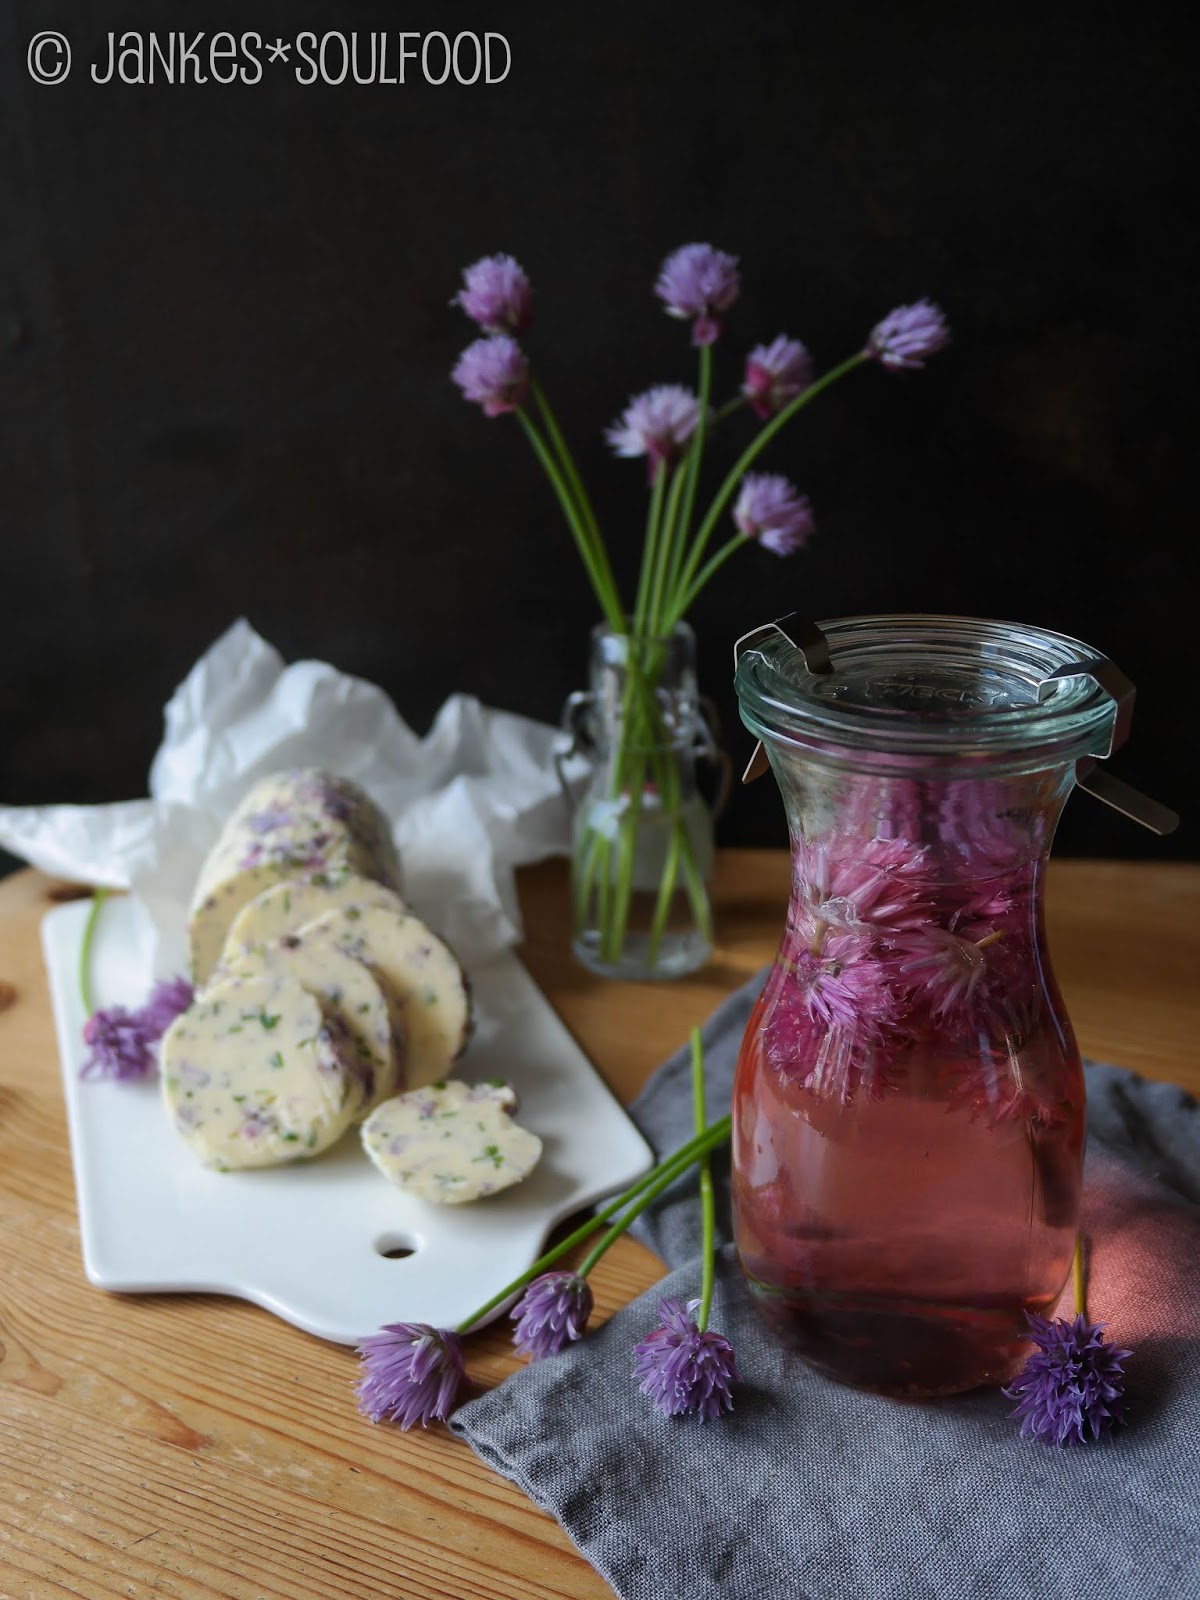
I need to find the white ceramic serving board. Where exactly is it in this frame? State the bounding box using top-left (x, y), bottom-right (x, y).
top-left (42, 897), bottom-right (653, 1344)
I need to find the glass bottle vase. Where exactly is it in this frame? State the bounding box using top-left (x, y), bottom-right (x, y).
top-left (731, 614), bottom-right (1132, 1396)
top-left (565, 622), bottom-right (718, 981)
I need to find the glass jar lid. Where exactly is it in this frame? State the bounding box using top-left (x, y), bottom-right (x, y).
top-left (735, 614), bottom-right (1122, 775)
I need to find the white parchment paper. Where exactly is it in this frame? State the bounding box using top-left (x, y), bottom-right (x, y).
top-left (0, 620), bottom-right (578, 974)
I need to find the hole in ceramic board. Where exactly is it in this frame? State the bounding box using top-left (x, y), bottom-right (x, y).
top-left (375, 1232), bottom-right (420, 1260)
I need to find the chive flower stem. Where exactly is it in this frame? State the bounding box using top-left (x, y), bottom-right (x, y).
top-left (531, 377), bottom-right (617, 597)
top-left (517, 408), bottom-right (625, 631)
top-left (79, 889), bottom-right (109, 1015)
top-left (667, 533), bottom-right (749, 628)
top-left (458, 1113), bottom-right (731, 1333)
top-left (646, 459), bottom-right (689, 636)
top-left (662, 344), bottom-right (712, 624)
top-left (633, 460), bottom-right (668, 635)
top-left (691, 1027), bottom-right (717, 1332)
top-left (672, 350), bottom-right (867, 606)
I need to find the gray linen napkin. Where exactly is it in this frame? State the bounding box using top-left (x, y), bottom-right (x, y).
top-left (451, 976), bottom-right (1200, 1600)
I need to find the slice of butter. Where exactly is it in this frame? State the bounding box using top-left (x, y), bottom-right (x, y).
top-left (219, 876), bottom-right (407, 970)
top-left (188, 769), bottom-right (401, 986)
top-left (221, 927), bottom-right (403, 1112)
top-left (161, 972), bottom-right (361, 1169)
top-left (301, 906), bottom-right (471, 1091)
top-left (361, 1079), bottom-right (542, 1204)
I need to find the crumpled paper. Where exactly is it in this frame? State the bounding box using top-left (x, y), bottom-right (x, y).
top-left (0, 620), bottom-right (579, 974)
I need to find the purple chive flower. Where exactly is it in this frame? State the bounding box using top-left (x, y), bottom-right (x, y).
top-left (655, 244), bottom-right (741, 346)
top-left (866, 299), bottom-right (950, 371)
top-left (356, 1323), bottom-right (465, 1428)
top-left (733, 473), bottom-right (815, 556)
top-left (81, 1005), bottom-right (157, 1082)
top-left (452, 335), bottom-right (530, 417)
top-left (453, 254), bottom-right (533, 335)
top-left (742, 336), bottom-right (813, 418)
top-left (795, 932), bottom-right (899, 1034)
top-left (949, 1032), bottom-right (1070, 1129)
top-left (605, 385), bottom-right (702, 473)
top-left (796, 835), bottom-right (933, 932)
top-left (511, 1271), bottom-right (595, 1360)
top-left (80, 973), bottom-right (195, 1083)
top-left (892, 927), bottom-right (990, 1018)
top-left (1003, 1313), bottom-right (1130, 1446)
top-left (139, 976), bottom-right (195, 1036)
top-left (632, 1298), bottom-right (740, 1421)
top-left (765, 1004), bottom-right (899, 1104)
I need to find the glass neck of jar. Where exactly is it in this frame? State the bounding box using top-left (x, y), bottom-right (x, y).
top-left (762, 739), bottom-right (1077, 893)
top-left (586, 622), bottom-right (699, 757)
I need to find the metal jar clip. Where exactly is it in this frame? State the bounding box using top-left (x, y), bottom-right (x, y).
top-left (1036, 657), bottom-right (1178, 834)
top-left (733, 614), bottom-right (1179, 835)
top-left (733, 613), bottom-right (832, 785)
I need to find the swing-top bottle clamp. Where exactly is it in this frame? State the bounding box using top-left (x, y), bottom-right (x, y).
top-left (732, 613), bottom-right (1179, 836)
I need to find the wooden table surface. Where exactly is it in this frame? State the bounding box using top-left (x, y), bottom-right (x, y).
top-left (2, 853), bottom-right (1198, 1600)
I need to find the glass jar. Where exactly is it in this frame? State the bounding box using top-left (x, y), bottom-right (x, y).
top-left (731, 614), bottom-right (1130, 1396)
top-left (564, 622), bottom-right (719, 980)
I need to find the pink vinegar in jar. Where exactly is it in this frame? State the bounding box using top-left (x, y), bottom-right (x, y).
top-left (733, 976), bottom-right (1085, 1397)
top-left (732, 821), bottom-right (1088, 1396)
top-left (731, 615), bottom-right (1135, 1395)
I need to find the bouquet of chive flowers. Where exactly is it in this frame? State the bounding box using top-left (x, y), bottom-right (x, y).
top-left (451, 244), bottom-right (949, 978)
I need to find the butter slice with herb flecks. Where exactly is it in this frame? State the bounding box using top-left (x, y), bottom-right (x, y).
top-left (218, 875), bottom-right (407, 971)
top-left (161, 972), bottom-right (363, 1169)
top-left (361, 1079), bottom-right (542, 1204)
top-left (301, 905), bottom-right (471, 1092)
top-left (221, 922), bottom-right (404, 1113)
top-left (187, 769), bottom-right (401, 987)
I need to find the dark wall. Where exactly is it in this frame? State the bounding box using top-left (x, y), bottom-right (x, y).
top-left (2, 0), bottom-right (1194, 857)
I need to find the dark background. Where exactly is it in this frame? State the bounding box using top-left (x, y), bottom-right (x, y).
top-left (2, 0), bottom-right (1194, 863)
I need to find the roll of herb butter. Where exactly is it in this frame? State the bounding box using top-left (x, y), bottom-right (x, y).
top-left (187, 769), bottom-right (401, 985)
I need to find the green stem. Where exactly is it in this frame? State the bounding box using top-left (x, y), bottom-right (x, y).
top-left (531, 378), bottom-right (611, 578)
top-left (531, 379), bottom-right (625, 630)
top-left (677, 828), bottom-right (714, 944)
top-left (604, 751), bottom-right (647, 962)
top-left (578, 626), bottom-right (714, 968)
top-left (457, 1114), bottom-right (732, 1332)
top-left (79, 889), bottom-right (109, 1015)
top-left (692, 1027), bottom-right (716, 1331)
top-left (646, 821), bottom-right (683, 964)
top-left (667, 533), bottom-right (749, 627)
top-left (576, 1112), bottom-right (728, 1280)
top-left (646, 462), bottom-right (689, 637)
top-left (516, 408), bottom-right (625, 631)
top-left (662, 504), bottom-right (693, 626)
top-left (596, 636), bottom-right (664, 961)
top-left (1072, 1233), bottom-right (1086, 1318)
top-left (601, 640), bottom-right (714, 963)
top-left (572, 829), bottom-right (602, 933)
top-left (661, 345), bottom-right (712, 624)
top-left (673, 350), bottom-right (868, 609)
top-left (633, 462), bottom-right (668, 635)
top-left (713, 395), bottom-right (747, 424)
top-left (596, 833), bottom-right (613, 937)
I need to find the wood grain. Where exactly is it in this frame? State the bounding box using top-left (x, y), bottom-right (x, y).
top-left (2, 854), bottom-right (1199, 1599)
